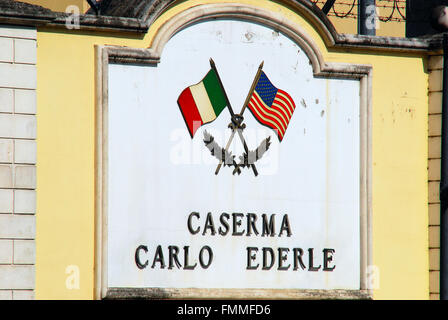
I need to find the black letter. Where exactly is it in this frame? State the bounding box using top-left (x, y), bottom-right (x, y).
top-left (188, 212), bottom-right (200, 235)
top-left (202, 212), bottom-right (216, 236)
top-left (246, 213), bottom-right (259, 236)
top-left (308, 248), bottom-right (321, 271)
top-left (232, 213), bottom-right (245, 236)
top-left (262, 247), bottom-right (275, 270)
top-left (261, 214), bottom-right (276, 237)
top-left (278, 247), bottom-right (290, 270)
top-left (168, 245), bottom-right (182, 269)
top-left (219, 213), bottom-right (230, 235)
top-left (246, 247), bottom-right (259, 270)
top-left (323, 248), bottom-right (336, 271)
top-left (199, 246), bottom-right (213, 269)
top-left (151, 245), bottom-right (166, 269)
top-left (293, 248), bottom-right (306, 270)
top-left (183, 246), bottom-right (197, 270)
top-left (135, 245), bottom-right (148, 269)
top-left (279, 215), bottom-right (292, 237)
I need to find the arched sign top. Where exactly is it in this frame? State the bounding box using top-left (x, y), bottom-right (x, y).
top-left (106, 1), bottom-right (371, 79)
top-left (96, 0), bottom-right (338, 44)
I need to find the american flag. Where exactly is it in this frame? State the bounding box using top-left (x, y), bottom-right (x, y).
top-left (248, 71), bottom-right (296, 141)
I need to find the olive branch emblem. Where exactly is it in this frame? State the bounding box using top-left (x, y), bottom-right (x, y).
top-left (203, 131), bottom-right (271, 176)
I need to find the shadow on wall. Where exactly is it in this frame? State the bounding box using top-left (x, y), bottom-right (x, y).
top-left (406, 0), bottom-right (448, 37)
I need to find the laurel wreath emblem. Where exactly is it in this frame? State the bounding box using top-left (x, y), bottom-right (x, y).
top-left (203, 131), bottom-right (271, 175)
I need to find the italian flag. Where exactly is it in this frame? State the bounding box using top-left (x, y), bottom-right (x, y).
top-left (177, 68), bottom-right (228, 137)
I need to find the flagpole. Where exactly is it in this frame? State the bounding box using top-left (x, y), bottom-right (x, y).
top-left (239, 61), bottom-right (264, 116)
top-left (210, 58), bottom-right (258, 176)
top-left (213, 60), bottom-right (264, 175)
top-left (209, 58), bottom-right (237, 119)
top-left (209, 58), bottom-right (243, 175)
top-left (232, 61), bottom-right (264, 175)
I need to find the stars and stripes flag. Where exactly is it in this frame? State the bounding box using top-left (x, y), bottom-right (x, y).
top-left (247, 71), bottom-right (296, 141)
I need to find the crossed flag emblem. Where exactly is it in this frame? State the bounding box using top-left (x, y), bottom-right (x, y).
top-left (177, 59), bottom-right (296, 176)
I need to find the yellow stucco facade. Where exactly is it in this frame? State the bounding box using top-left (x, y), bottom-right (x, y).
top-left (21, 0), bottom-right (90, 13)
top-left (21, 0), bottom-right (406, 37)
top-left (34, 0), bottom-right (429, 299)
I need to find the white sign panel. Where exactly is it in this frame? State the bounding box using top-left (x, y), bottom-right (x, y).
top-left (106, 20), bottom-right (361, 292)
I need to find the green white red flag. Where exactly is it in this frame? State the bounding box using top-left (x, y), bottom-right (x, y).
top-left (177, 69), bottom-right (228, 137)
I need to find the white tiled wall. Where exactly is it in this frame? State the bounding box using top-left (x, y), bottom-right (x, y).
top-left (0, 25), bottom-right (36, 300)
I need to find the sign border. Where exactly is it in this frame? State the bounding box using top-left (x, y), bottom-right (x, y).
top-left (94, 3), bottom-right (373, 300)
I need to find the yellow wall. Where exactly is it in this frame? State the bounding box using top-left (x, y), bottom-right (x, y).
top-left (21, 0), bottom-right (90, 13)
top-left (35, 0), bottom-right (428, 299)
top-left (24, 0), bottom-right (406, 37)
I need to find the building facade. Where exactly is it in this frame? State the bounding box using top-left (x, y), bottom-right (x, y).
top-left (0, 0), bottom-right (444, 300)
